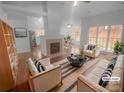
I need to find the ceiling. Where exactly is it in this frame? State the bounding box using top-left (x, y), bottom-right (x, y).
top-left (2, 1), bottom-right (124, 22)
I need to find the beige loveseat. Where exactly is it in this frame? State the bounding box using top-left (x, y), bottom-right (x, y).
top-left (28, 57), bottom-right (62, 92)
top-left (83, 44), bottom-right (100, 58)
top-left (77, 55), bottom-right (124, 92)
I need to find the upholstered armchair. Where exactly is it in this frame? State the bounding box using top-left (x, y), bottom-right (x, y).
top-left (83, 44), bottom-right (99, 58)
top-left (28, 57), bottom-right (62, 92)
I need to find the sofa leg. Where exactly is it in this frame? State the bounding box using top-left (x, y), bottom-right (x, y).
top-left (61, 81), bottom-right (63, 85)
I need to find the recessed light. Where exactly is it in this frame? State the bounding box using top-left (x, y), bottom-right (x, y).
top-left (74, 1), bottom-right (78, 6)
top-left (67, 24), bottom-right (72, 28)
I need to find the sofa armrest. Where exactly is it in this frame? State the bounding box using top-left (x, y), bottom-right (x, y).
top-left (29, 65), bottom-right (61, 92)
top-left (84, 44), bottom-right (88, 50)
top-left (77, 75), bottom-right (109, 92)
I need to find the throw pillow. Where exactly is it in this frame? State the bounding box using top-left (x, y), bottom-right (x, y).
top-left (89, 45), bottom-right (92, 50)
top-left (99, 73), bottom-right (111, 87)
top-left (87, 45), bottom-right (90, 50)
top-left (34, 60), bottom-right (45, 72)
top-left (93, 45), bottom-right (96, 49)
top-left (99, 67), bottom-right (112, 87)
top-left (107, 56), bottom-right (117, 70)
top-left (27, 58), bottom-right (39, 76)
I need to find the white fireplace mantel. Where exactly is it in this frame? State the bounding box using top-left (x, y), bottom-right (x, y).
top-left (39, 35), bottom-right (64, 58)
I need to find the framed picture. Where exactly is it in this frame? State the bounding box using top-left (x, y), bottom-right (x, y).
top-left (14, 27), bottom-right (27, 38)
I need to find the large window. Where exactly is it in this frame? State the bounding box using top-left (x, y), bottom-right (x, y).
top-left (89, 27), bottom-right (97, 44)
top-left (71, 27), bottom-right (81, 41)
top-left (108, 25), bottom-right (122, 51)
top-left (88, 25), bottom-right (122, 51)
top-left (97, 26), bottom-right (108, 50)
top-left (35, 28), bottom-right (44, 37)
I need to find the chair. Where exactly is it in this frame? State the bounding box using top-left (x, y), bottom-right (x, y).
top-left (28, 57), bottom-right (62, 92)
top-left (83, 44), bottom-right (99, 58)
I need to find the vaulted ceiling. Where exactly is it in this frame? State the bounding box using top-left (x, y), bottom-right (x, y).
top-left (2, 1), bottom-right (124, 26)
top-left (2, 1), bottom-right (124, 17)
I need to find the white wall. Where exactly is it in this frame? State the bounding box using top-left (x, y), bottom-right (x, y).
top-left (8, 16), bottom-right (30, 53)
top-left (27, 16), bottom-right (44, 31)
top-left (81, 10), bottom-right (124, 46)
top-left (46, 2), bottom-right (81, 36)
top-left (0, 2), bottom-right (8, 22)
top-left (0, 2), bottom-right (31, 53)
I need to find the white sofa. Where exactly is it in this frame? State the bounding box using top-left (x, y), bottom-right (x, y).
top-left (77, 55), bottom-right (124, 92)
top-left (83, 44), bottom-right (100, 58)
top-left (27, 57), bottom-right (62, 92)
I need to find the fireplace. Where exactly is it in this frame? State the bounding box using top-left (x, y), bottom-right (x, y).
top-left (40, 36), bottom-right (64, 58)
top-left (50, 42), bottom-right (60, 54)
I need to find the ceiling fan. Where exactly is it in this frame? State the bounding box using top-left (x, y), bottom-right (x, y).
top-left (74, 1), bottom-right (91, 6)
top-left (83, 1), bottom-right (91, 4)
top-left (62, 0), bottom-right (91, 6)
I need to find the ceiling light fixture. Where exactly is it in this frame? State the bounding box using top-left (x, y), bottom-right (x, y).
top-left (74, 1), bottom-right (78, 6)
top-left (67, 24), bottom-right (72, 28)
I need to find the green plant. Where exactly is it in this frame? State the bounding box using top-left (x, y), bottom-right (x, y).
top-left (64, 35), bottom-right (71, 41)
top-left (113, 41), bottom-right (123, 54)
top-left (80, 49), bottom-right (84, 57)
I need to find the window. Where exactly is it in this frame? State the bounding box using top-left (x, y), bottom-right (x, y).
top-left (108, 25), bottom-right (122, 51)
top-left (97, 26), bottom-right (108, 50)
top-left (88, 27), bottom-right (97, 44)
top-left (88, 25), bottom-right (122, 51)
top-left (35, 28), bottom-right (44, 37)
top-left (70, 27), bottom-right (81, 41)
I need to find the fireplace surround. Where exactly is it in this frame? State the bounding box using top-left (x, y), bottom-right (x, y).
top-left (40, 36), bottom-right (64, 58)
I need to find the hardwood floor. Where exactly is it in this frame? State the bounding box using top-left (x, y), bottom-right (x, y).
top-left (10, 44), bottom-right (79, 91)
top-left (11, 45), bottom-right (114, 92)
top-left (12, 52), bottom-right (31, 92)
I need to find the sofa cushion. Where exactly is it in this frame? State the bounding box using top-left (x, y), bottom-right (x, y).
top-left (34, 60), bottom-right (45, 72)
top-left (106, 68), bottom-right (123, 92)
top-left (86, 59), bottom-right (110, 84)
top-left (85, 50), bottom-right (94, 54)
top-left (27, 58), bottom-right (39, 76)
top-left (115, 55), bottom-right (124, 69)
top-left (45, 64), bottom-right (55, 70)
top-left (105, 55), bottom-right (124, 92)
top-left (39, 57), bottom-right (51, 66)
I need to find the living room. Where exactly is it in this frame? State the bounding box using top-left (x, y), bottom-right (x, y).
top-left (0, 0), bottom-right (124, 92)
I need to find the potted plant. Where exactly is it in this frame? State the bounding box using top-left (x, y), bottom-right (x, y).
top-left (64, 35), bottom-right (72, 47)
top-left (113, 41), bottom-right (124, 55)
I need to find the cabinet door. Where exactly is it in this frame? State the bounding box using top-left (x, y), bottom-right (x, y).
top-left (0, 37), bottom-right (14, 91)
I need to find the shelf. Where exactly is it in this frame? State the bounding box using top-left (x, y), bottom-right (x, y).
top-left (0, 19), bottom-right (18, 90)
top-left (4, 34), bottom-right (12, 36)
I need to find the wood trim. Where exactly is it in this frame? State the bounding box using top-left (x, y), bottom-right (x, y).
top-left (77, 77), bottom-right (96, 92)
top-left (78, 76), bottom-right (109, 92)
top-left (28, 79), bottom-right (35, 92)
top-left (28, 65), bottom-right (62, 92)
top-left (48, 81), bottom-right (62, 92)
top-left (30, 65), bottom-right (61, 79)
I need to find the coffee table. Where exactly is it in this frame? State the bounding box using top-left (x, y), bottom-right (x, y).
top-left (67, 54), bottom-right (87, 67)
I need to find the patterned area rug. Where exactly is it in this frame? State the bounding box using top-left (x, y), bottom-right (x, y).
top-left (51, 53), bottom-right (114, 92)
top-left (60, 61), bottom-right (78, 92)
top-left (60, 62), bottom-right (79, 79)
top-left (58, 57), bottom-right (92, 92)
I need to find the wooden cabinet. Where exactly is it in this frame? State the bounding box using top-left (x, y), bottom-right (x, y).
top-left (0, 19), bottom-right (18, 91)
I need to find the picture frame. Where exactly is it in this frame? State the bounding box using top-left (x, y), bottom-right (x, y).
top-left (14, 27), bottom-right (27, 38)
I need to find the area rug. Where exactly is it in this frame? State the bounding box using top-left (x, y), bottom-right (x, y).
top-left (60, 61), bottom-right (78, 79)
top-left (58, 57), bottom-right (92, 92)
